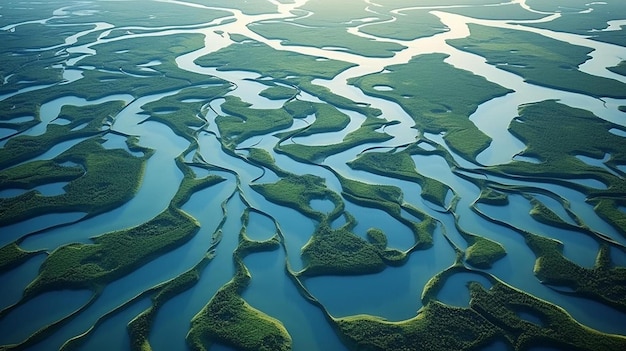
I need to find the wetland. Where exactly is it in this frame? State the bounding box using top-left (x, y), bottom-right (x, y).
top-left (1, 0), bottom-right (626, 350)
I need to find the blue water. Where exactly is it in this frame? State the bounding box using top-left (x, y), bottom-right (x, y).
top-left (0, 254), bottom-right (46, 311)
top-left (304, 228), bottom-right (457, 321)
top-left (0, 289), bottom-right (93, 345)
top-left (242, 250), bottom-right (347, 351)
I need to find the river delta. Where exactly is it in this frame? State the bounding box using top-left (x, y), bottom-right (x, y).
top-left (1, 0), bottom-right (626, 350)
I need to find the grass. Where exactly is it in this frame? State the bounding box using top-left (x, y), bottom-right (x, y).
top-left (277, 100), bottom-right (351, 139)
top-left (142, 85), bottom-right (232, 142)
top-left (489, 100), bottom-right (626, 236)
top-left (249, 22), bottom-right (405, 58)
top-left (523, 0), bottom-right (626, 46)
top-left (349, 53), bottom-right (512, 160)
top-left (24, 205), bottom-right (200, 297)
top-left (187, 213), bottom-right (291, 351)
top-left (448, 24), bottom-right (626, 98)
top-left (0, 101), bottom-right (126, 169)
top-left (464, 235), bottom-right (506, 269)
top-left (259, 85), bottom-right (298, 100)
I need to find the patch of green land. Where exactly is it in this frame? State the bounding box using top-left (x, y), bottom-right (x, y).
top-left (490, 100), bottom-right (626, 235)
top-left (349, 53), bottom-right (512, 160)
top-left (448, 24), bottom-right (626, 98)
top-left (0, 243), bottom-right (39, 273)
top-left (187, 217), bottom-right (290, 351)
top-left (194, 38), bottom-right (355, 79)
top-left (0, 138), bottom-right (150, 227)
top-left (336, 275), bottom-right (626, 350)
top-left (525, 234), bottom-right (626, 311)
top-left (347, 148), bottom-right (452, 208)
top-left (525, 0), bottom-right (626, 46)
top-left (216, 96), bottom-right (293, 147)
top-left (276, 116), bottom-right (394, 163)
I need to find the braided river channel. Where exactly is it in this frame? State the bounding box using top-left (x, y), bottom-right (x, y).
top-left (1, 0), bottom-right (626, 350)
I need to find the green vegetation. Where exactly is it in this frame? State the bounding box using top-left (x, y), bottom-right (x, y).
top-left (359, 10), bottom-right (447, 41)
top-left (524, 233), bottom-right (626, 311)
top-left (448, 24), bottom-right (626, 98)
top-left (277, 116), bottom-right (394, 163)
top-left (336, 277), bottom-right (626, 350)
top-left (337, 173), bottom-right (436, 248)
top-left (187, 215), bottom-right (291, 351)
top-left (24, 205), bottom-right (199, 297)
top-left (525, 0), bottom-right (626, 46)
top-left (476, 188), bottom-right (509, 206)
top-left (349, 53), bottom-right (512, 160)
top-left (336, 301), bottom-right (498, 350)
top-left (464, 235), bottom-right (506, 269)
top-left (0, 138), bottom-right (150, 227)
top-left (347, 148), bottom-right (452, 208)
top-left (249, 22), bottom-right (405, 58)
top-left (0, 101), bottom-right (126, 169)
top-left (0, 243), bottom-right (39, 272)
top-left (609, 60), bottom-right (626, 76)
top-left (252, 173), bottom-right (343, 221)
top-left (278, 101), bottom-right (351, 139)
top-left (259, 85), bottom-right (298, 100)
top-left (142, 85), bottom-right (231, 141)
top-left (300, 219), bottom-right (387, 276)
top-left (216, 96), bottom-right (293, 147)
top-left (194, 38), bottom-right (355, 79)
top-left (490, 100), bottom-right (626, 235)
top-left (187, 282), bottom-right (291, 351)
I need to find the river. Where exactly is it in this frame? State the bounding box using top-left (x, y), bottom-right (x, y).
top-left (1, 0), bottom-right (625, 350)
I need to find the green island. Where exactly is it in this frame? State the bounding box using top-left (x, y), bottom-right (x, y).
top-left (348, 53), bottom-right (513, 161)
top-left (335, 270), bottom-right (626, 351)
top-left (448, 24), bottom-right (626, 98)
top-left (0, 138), bottom-right (150, 227)
top-left (187, 212), bottom-right (291, 351)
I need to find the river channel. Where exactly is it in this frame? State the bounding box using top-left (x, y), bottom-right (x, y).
top-left (1, 0), bottom-right (626, 350)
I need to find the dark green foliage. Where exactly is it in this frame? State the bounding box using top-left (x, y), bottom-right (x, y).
top-left (0, 101), bottom-right (125, 169)
top-left (524, 234), bottom-right (626, 311)
top-left (277, 117), bottom-right (393, 163)
top-left (0, 243), bottom-right (38, 273)
top-left (301, 221), bottom-right (386, 276)
top-left (0, 138), bottom-right (149, 226)
top-left (251, 173), bottom-right (343, 221)
top-left (216, 96), bottom-right (293, 147)
top-left (464, 236), bottom-right (506, 269)
top-left (187, 284), bottom-right (291, 351)
top-left (449, 24), bottom-right (626, 98)
top-left (278, 101), bottom-right (351, 139)
top-left (337, 278), bottom-right (626, 351)
top-left (142, 85), bottom-right (231, 141)
top-left (491, 101), bottom-right (626, 235)
top-left (347, 149), bottom-right (452, 207)
top-left (336, 301), bottom-right (498, 351)
top-left (349, 53), bottom-right (512, 160)
top-left (259, 85), bottom-right (297, 100)
top-left (194, 38), bottom-right (354, 79)
top-left (469, 280), bottom-right (626, 350)
top-left (24, 206), bottom-right (199, 296)
top-left (476, 188), bottom-right (509, 206)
